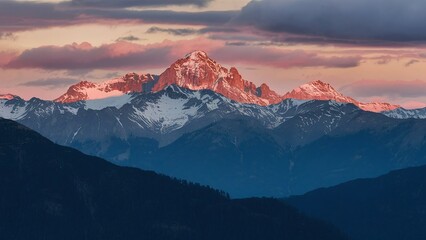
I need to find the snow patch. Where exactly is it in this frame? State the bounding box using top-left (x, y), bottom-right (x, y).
top-left (84, 94), bottom-right (134, 110)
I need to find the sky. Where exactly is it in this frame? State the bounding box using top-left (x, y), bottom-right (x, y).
top-left (1, 0), bottom-right (426, 108)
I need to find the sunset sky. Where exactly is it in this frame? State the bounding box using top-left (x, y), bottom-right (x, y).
top-left (1, 0), bottom-right (426, 108)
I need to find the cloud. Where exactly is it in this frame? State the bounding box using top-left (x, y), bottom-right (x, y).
top-left (405, 59), bottom-right (420, 67)
top-left (116, 35), bottom-right (142, 42)
top-left (342, 80), bottom-right (426, 98)
top-left (20, 78), bottom-right (79, 89)
top-left (0, 51), bottom-right (18, 66)
top-left (146, 27), bottom-right (199, 36)
top-left (225, 41), bottom-right (248, 46)
top-left (91, 9), bottom-right (237, 26)
top-left (271, 35), bottom-right (426, 47)
top-left (0, 32), bottom-right (16, 41)
top-left (3, 38), bottom-right (223, 70)
top-left (0, 1), bottom-right (237, 32)
top-left (376, 56), bottom-right (393, 65)
top-left (210, 46), bottom-right (361, 69)
top-left (0, 1), bottom-right (81, 32)
top-left (4, 42), bottom-right (175, 70)
top-left (2, 38), bottom-right (361, 71)
top-left (235, 0), bottom-right (426, 43)
top-left (146, 26), bottom-right (238, 36)
top-left (70, 0), bottom-right (213, 8)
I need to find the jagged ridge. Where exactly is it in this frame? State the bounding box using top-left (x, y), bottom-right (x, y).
top-left (55, 73), bottom-right (156, 103)
top-left (51, 51), bottom-right (400, 113)
top-left (283, 80), bottom-right (400, 112)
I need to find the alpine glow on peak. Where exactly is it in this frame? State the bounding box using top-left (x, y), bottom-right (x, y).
top-left (52, 51), bottom-right (400, 113)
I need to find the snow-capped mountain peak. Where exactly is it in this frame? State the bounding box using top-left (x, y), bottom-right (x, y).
top-left (383, 107), bottom-right (426, 119)
top-left (55, 73), bottom-right (155, 103)
top-left (184, 50), bottom-right (209, 60)
top-left (283, 80), bottom-right (400, 112)
top-left (284, 80), bottom-right (355, 103)
top-left (51, 51), bottom-right (401, 112)
top-left (0, 93), bottom-right (17, 101)
top-left (153, 50), bottom-right (227, 91)
top-left (152, 50), bottom-right (282, 105)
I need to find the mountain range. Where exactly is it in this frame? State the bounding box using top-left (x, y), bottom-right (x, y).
top-left (1, 51), bottom-right (426, 197)
top-left (3, 50), bottom-right (422, 118)
top-left (2, 85), bottom-right (426, 197)
top-left (0, 117), bottom-right (348, 240)
top-left (54, 51), bottom-right (282, 106)
top-left (52, 51), bottom-right (400, 112)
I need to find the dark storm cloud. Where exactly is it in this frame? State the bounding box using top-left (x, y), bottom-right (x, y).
top-left (89, 9), bottom-right (237, 25)
top-left (273, 36), bottom-right (426, 47)
top-left (0, 1), bottom-right (237, 32)
top-left (0, 1), bottom-right (80, 31)
top-left (2, 0), bottom-right (426, 45)
top-left (70, 0), bottom-right (213, 8)
top-left (235, 0), bottom-right (426, 42)
top-left (20, 78), bottom-right (80, 89)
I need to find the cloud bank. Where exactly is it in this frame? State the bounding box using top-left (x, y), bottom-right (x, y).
top-left (235, 0), bottom-right (426, 42)
top-left (0, 1), bottom-right (236, 32)
top-left (20, 78), bottom-right (80, 89)
top-left (2, 39), bottom-right (361, 71)
top-left (70, 0), bottom-right (212, 8)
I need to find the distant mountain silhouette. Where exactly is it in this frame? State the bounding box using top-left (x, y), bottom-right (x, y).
top-left (2, 86), bottom-right (426, 198)
top-left (0, 118), bottom-right (347, 240)
top-left (287, 164), bottom-right (426, 240)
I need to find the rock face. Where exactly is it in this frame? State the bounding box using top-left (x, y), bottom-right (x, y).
top-left (52, 51), bottom-right (401, 112)
top-left (0, 94), bottom-right (16, 100)
top-left (1, 86), bottom-right (426, 198)
top-left (283, 80), bottom-right (400, 112)
top-left (55, 73), bottom-right (156, 103)
top-left (153, 51), bottom-right (282, 105)
top-left (383, 107), bottom-right (426, 119)
top-left (257, 83), bottom-right (283, 104)
top-left (283, 80), bottom-right (355, 103)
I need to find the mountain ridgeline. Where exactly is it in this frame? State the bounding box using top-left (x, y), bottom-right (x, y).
top-left (53, 51), bottom-right (399, 112)
top-left (1, 51), bottom-right (426, 198)
top-left (2, 85), bottom-right (426, 197)
top-left (287, 164), bottom-right (426, 240)
top-left (0, 118), bottom-right (348, 240)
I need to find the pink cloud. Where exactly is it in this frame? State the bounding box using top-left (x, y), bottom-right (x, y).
top-left (4, 39), bottom-right (219, 70)
top-left (0, 51), bottom-right (18, 66)
top-left (3, 38), bottom-right (361, 71)
top-left (210, 46), bottom-right (361, 69)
